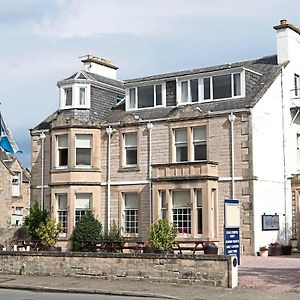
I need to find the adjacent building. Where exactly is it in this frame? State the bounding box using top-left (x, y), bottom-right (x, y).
top-left (31, 20), bottom-right (300, 254)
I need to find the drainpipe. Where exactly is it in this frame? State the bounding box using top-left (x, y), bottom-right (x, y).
top-left (39, 132), bottom-right (46, 211)
top-left (280, 66), bottom-right (288, 244)
top-left (106, 126), bottom-right (116, 232)
top-left (147, 122), bottom-right (154, 224)
top-left (228, 113), bottom-right (236, 199)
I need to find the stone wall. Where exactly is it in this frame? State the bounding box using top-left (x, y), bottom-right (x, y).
top-left (0, 252), bottom-right (238, 288)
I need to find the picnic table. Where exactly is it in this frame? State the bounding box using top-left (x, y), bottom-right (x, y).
top-left (172, 240), bottom-right (218, 254)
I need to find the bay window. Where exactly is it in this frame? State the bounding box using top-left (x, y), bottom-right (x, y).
top-left (172, 191), bottom-right (191, 234)
top-left (57, 135), bottom-right (68, 167)
top-left (75, 193), bottom-right (91, 224)
top-left (57, 194), bottom-right (68, 234)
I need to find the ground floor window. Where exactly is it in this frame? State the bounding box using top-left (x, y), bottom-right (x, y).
top-left (124, 193), bottom-right (138, 234)
top-left (57, 194), bottom-right (68, 234)
top-left (172, 191), bottom-right (191, 234)
top-left (75, 193), bottom-right (91, 224)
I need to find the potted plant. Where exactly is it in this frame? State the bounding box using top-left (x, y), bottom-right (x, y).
top-left (203, 242), bottom-right (218, 255)
top-left (268, 242), bottom-right (282, 256)
top-left (281, 244), bottom-right (292, 255)
top-left (259, 246), bottom-right (269, 257)
top-left (36, 219), bottom-right (62, 251)
top-left (148, 219), bottom-right (177, 253)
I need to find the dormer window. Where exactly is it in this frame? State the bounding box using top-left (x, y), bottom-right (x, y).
top-left (126, 83), bottom-right (165, 110)
top-left (59, 84), bottom-right (90, 110)
top-left (65, 88), bottom-right (73, 106)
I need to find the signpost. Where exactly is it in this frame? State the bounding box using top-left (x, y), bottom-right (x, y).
top-left (224, 199), bottom-right (240, 265)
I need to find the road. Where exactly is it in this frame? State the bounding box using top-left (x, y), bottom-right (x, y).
top-left (0, 289), bottom-right (166, 300)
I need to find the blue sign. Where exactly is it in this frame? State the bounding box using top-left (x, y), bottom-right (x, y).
top-left (224, 228), bottom-right (240, 265)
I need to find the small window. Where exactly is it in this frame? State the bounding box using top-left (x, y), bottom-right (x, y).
top-left (15, 207), bottom-right (23, 216)
top-left (65, 88), bottom-right (72, 106)
top-left (233, 73), bottom-right (241, 96)
top-left (75, 135), bottom-right (92, 166)
top-left (57, 194), bottom-right (68, 234)
top-left (124, 132), bottom-right (137, 166)
top-left (174, 128), bottom-right (188, 162)
top-left (203, 78), bottom-right (211, 100)
top-left (79, 87), bottom-right (86, 105)
top-left (57, 135), bottom-right (68, 167)
top-left (180, 79), bottom-right (198, 103)
top-left (159, 191), bottom-right (167, 220)
top-left (193, 127), bottom-right (207, 160)
top-left (12, 173), bottom-right (20, 197)
top-left (75, 193), bottom-right (91, 224)
top-left (124, 193), bottom-right (138, 234)
top-left (195, 190), bottom-right (203, 234)
top-left (129, 88), bottom-right (136, 109)
top-left (213, 74), bottom-right (232, 99)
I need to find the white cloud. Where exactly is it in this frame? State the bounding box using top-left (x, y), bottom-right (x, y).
top-left (31, 0), bottom-right (289, 38)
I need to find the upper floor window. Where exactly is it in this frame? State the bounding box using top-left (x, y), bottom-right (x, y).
top-left (12, 173), bottom-right (21, 197)
top-left (204, 73), bottom-right (241, 100)
top-left (60, 84), bottom-right (90, 110)
top-left (180, 79), bottom-right (198, 103)
top-left (75, 135), bottom-right (92, 166)
top-left (57, 135), bottom-right (68, 167)
top-left (173, 126), bottom-right (207, 163)
top-left (123, 132), bottom-right (137, 166)
top-left (65, 88), bottom-right (73, 106)
top-left (127, 83), bottom-right (165, 110)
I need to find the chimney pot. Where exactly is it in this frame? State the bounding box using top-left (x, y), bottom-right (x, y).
top-left (280, 19), bottom-right (288, 25)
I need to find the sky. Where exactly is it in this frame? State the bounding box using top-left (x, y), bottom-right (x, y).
top-left (0, 0), bottom-right (299, 168)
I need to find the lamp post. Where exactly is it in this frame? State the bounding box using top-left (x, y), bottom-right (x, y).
top-left (39, 132), bottom-right (46, 210)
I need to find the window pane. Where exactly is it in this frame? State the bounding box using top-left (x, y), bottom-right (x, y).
top-left (65, 88), bottom-right (72, 106)
top-left (196, 190), bottom-right (202, 207)
top-left (58, 194), bottom-right (68, 210)
top-left (233, 73), bottom-right (241, 96)
top-left (213, 74), bottom-right (232, 99)
top-left (76, 193), bottom-right (91, 209)
top-left (190, 79), bottom-right (198, 102)
top-left (174, 128), bottom-right (187, 143)
top-left (295, 74), bottom-right (299, 96)
top-left (125, 133), bottom-right (137, 146)
top-left (58, 135), bottom-right (68, 148)
top-left (75, 135), bottom-right (91, 148)
top-left (155, 85), bottom-right (162, 105)
top-left (193, 127), bottom-right (206, 141)
top-left (129, 88), bottom-right (136, 109)
top-left (176, 146), bottom-right (188, 162)
top-left (126, 149), bottom-right (137, 165)
top-left (125, 193), bottom-right (138, 209)
top-left (203, 78), bottom-right (210, 99)
top-left (138, 85), bottom-right (154, 108)
top-left (79, 87), bottom-right (86, 105)
top-left (59, 148), bottom-right (68, 166)
top-left (172, 191), bottom-right (190, 207)
top-left (181, 81), bottom-right (188, 103)
top-left (76, 148), bottom-right (91, 165)
top-left (194, 144), bottom-right (207, 160)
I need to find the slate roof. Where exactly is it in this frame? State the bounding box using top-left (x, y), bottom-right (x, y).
top-left (104, 55), bottom-right (284, 123)
top-left (33, 54), bottom-right (284, 129)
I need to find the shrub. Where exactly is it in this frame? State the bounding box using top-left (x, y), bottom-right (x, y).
top-left (104, 220), bottom-right (123, 242)
top-left (36, 219), bottom-right (62, 248)
top-left (148, 219), bottom-right (177, 252)
top-left (24, 202), bottom-right (49, 241)
top-left (71, 211), bottom-right (103, 251)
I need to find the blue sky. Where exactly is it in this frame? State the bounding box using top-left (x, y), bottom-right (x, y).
top-left (0, 0), bottom-right (299, 168)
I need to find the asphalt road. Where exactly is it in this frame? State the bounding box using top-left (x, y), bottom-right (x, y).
top-left (0, 289), bottom-right (165, 300)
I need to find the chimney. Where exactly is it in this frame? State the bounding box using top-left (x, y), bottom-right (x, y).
top-left (274, 20), bottom-right (300, 65)
top-left (81, 55), bottom-right (118, 79)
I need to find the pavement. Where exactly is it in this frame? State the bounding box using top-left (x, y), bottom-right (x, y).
top-left (0, 254), bottom-right (300, 300)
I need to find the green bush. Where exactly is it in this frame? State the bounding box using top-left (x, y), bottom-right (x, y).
top-left (24, 202), bottom-right (49, 241)
top-left (104, 220), bottom-right (123, 241)
top-left (148, 219), bottom-right (177, 252)
top-left (71, 211), bottom-right (103, 251)
top-left (36, 219), bottom-right (62, 247)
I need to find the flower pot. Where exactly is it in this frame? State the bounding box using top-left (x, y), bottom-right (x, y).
top-left (204, 247), bottom-right (218, 255)
top-left (281, 245), bottom-right (292, 255)
top-left (268, 246), bottom-right (282, 256)
top-left (259, 250), bottom-right (268, 257)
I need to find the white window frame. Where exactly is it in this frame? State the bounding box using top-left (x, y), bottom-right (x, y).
top-left (75, 134), bottom-right (92, 167)
top-left (173, 128), bottom-right (188, 162)
top-left (177, 78), bottom-right (200, 104)
top-left (75, 193), bottom-right (92, 225)
top-left (56, 134), bottom-right (68, 168)
top-left (12, 173), bottom-right (21, 197)
top-left (122, 192), bottom-right (139, 236)
top-left (123, 132), bottom-right (138, 167)
top-left (125, 82), bottom-right (166, 111)
top-left (192, 127), bottom-right (207, 161)
top-left (59, 84), bottom-right (91, 110)
top-left (56, 194), bottom-right (68, 237)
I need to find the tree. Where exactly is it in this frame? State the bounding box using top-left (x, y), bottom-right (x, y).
top-left (71, 212), bottom-right (103, 251)
top-left (24, 202), bottom-right (49, 241)
top-left (36, 219), bottom-right (62, 248)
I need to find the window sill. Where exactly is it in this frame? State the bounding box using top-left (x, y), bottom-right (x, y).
top-left (51, 167), bottom-right (101, 173)
top-left (118, 166), bottom-right (140, 172)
